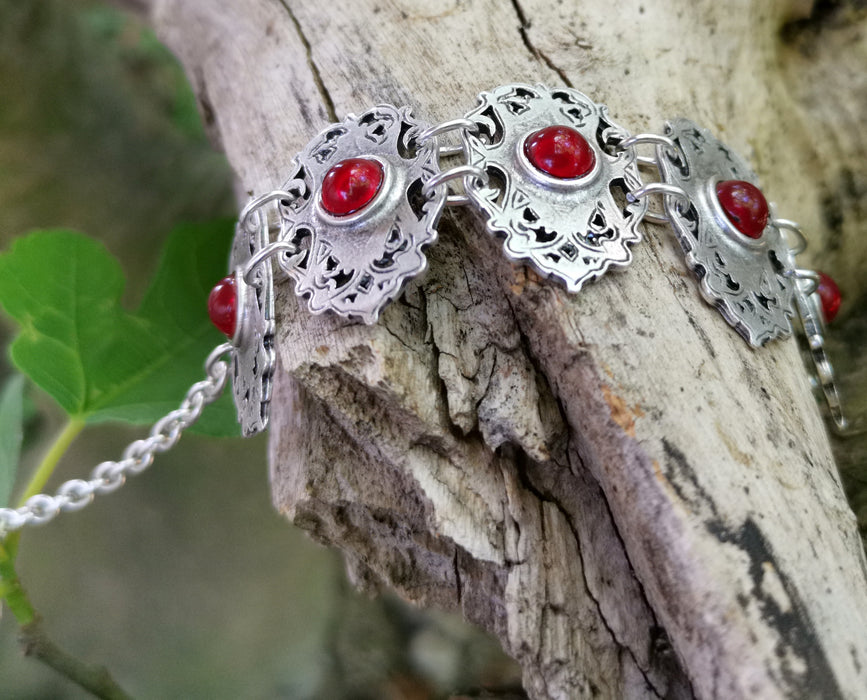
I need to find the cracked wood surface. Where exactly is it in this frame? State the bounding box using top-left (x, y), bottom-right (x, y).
top-left (148, 1), bottom-right (867, 698)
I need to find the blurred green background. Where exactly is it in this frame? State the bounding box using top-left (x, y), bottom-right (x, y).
top-left (0, 1), bottom-right (521, 697)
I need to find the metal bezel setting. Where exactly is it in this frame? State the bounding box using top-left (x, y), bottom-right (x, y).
top-left (313, 155), bottom-right (396, 227)
top-left (514, 129), bottom-right (602, 191)
top-left (703, 176), bottom-right (769, 251)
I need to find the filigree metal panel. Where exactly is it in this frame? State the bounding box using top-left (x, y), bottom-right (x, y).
top-left (657, 119), bottom-right (795, 347)
top-left (462, 84), bottom-right (646, 291)
top-left (278, 105), bottom-right (445, 323)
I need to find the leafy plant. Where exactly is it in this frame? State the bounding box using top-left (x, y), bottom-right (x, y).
top-left (0, 375), bottom-right (25, 509)
top-left (0, 223), bottom-right (237, 434)
top-left (0, 221), bottom-right (237, 697)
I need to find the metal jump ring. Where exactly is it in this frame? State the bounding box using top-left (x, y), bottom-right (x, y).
top-left (205, 342), bottom-right (234, 379)
top-left (416, 118), bottom-right (478, 145)
top-left (422, 165), bottom-right (488, 199)
top-left (627, 182), bottom-right (690, 207)
top-left (240, 190), bottom-right (297, 231)
top-left (617, 133), bottom-right (681, 151)
top-left (812, 351), bottom-right (862, 436)
top-left (773, 218), bottom-right (808, 256)
top-left (785, 268), bottom-right (820, 295)
top-left (446, 194), bottom-right (471, 207)
top-left (437, 144), bottom-right (465, 158)
top-left (242, 241), bottom-right (300, 285)
top-left (616, 133), bottom-right (686, 169)
top-left (626, 183), bottom-right (690, 225)
top-left (641, 210), bottom-right (672, 226)
top-left (834, 414), bottom-right (867, 437)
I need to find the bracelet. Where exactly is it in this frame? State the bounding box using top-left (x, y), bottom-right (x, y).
top-left (210, 83), bottom-right (851, 435)
top-left (0, 83), bottom-right (855, 534)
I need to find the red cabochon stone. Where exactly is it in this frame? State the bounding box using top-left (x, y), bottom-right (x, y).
top-left (523, 125), bottom-right (595, 180)
top-left (320, 158), bottom-right (384, 216)
top-left (715, 180), bottom-right (769, 239)
top-left (817, 272), bottom-right (842, 323)
top-left (208, 275), bottom-right (237, 338)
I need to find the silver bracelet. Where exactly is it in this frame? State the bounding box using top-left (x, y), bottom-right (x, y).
top-left (0, 83), bottom-right (855, 535)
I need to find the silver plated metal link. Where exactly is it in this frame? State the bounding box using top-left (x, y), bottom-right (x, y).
top-left (638, 210), bottom-right (671, 226)
top-left (438, 144), bottom-right (465, 158)
top-left (56, 479), bottom-right (95, 511)
top-left (616, 133), bottom-right (686, 169)
top-left (422, 164), bottom-right (488, 198)
top-left (793, 281), bottom-right (864, 436)
top-left (656, 118), bottom-right (796, 347)
top-left (418, 118), bottom-right (487, 205)
top-left (230, 208), bottom-right (276, 436)
top-left (626, 182), bottom-right (690, 207)
top-left (461, 83), bottom-right (648, 292)
top-left (784, 268), bottom-right (820, 295)
top-left (277, 104), bottom-right (447, 323)
top-left (446, 194), bottom-right (471, 206)
top-left (242, 240), bottom-right (301, 286)
top-left (626, 182), bottom-right (690, 226)
top-left (92, 461), bottom-right (127, 495)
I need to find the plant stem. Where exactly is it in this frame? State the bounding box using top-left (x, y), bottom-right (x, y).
top-left (5, 417), bottom-right (85, 559)
top-left (20, 616), bottom-right (133, 700)
top-left (0, 418), bottom-right (86, 616)
top-left (17, 417), bottom-right (85, 506)
top-left (0, 538), bottom-right (35, 624)
top-left (0, 419), bottom-right (132, 699)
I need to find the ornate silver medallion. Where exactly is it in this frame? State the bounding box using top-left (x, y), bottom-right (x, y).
top-left (229, 214), bottom-right (275, 436)
top-left (461, 84), bottom-right (646, 291)
top-left (277, 105), bottom-right (446, 323)
top-left (656, 118), bottom-right (796, 347)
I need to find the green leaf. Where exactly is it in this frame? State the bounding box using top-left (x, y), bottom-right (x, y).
top-left (0, 375), bottom-right (26, 508)
top-left (0, 223), bottom-right (238, 436)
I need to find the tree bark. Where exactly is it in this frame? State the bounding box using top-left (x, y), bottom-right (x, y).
top-left (148, 1), bottom-right (867, 698)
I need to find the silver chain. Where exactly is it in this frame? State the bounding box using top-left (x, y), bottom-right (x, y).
top-left (0, 343), bottom-right (233, 537)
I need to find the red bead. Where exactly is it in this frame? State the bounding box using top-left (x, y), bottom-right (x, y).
top-left (320, 158), bottom-right (384, 216)
top-left (523, 125), bottom-right (596, 180)
top-left (817, 272), bottom-right (842, 323)
top-left (208, 275), bottom-right (237, 338)
top-left (715, 180), bottom-right (769, 239)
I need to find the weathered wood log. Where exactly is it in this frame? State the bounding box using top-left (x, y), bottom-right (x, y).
top-left (147, 1), bottom-right (867, 697)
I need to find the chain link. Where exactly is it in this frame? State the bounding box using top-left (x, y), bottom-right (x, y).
top-left (0, 343), bottom-right (233, 537)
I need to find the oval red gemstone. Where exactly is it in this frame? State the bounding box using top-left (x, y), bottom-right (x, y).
top-left (523, 125), bottom-right (596, 180)
top-left (715, 180), bottom-right (769, 239)
top-left (208, 275), bottom-right (237, 338)
top-left (320, 157), bottom-right (384, 216)
top-left (817, 272), bottom-right (842, 323)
